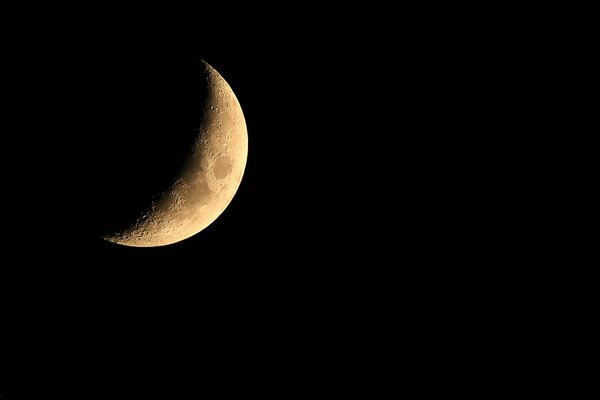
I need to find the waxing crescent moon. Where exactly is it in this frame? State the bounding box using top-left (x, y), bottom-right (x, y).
top-left (103, 60), bottom-right (248, 247)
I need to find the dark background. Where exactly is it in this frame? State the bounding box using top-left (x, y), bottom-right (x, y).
top-left (4, 2), bottom-right (599, 398)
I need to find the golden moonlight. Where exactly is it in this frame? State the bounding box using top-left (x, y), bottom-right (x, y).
top-left (104, 60), bottom-right (248, 247)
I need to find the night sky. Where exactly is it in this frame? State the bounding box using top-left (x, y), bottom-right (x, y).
top-left (5, 2), bottom-right (599, 398)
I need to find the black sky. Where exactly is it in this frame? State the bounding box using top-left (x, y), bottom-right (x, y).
top-left (4, 2), bottom-right (599, 399)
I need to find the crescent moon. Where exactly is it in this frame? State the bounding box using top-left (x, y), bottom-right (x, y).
top-left (104, 60), bottom-right (248, 247)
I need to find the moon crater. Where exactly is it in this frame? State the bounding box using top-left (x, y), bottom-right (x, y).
top-left (213, 156), bottom-right (233, 179)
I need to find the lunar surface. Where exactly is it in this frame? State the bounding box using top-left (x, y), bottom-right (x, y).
top-left (104, 60), bottom-right (248, 247)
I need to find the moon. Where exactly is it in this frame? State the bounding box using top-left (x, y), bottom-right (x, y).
top-left (103, 60), bottom-right (248, 247)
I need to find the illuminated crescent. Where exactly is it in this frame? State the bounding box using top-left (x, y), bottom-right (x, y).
top-left (104, 60), bottom-right (248, 247)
